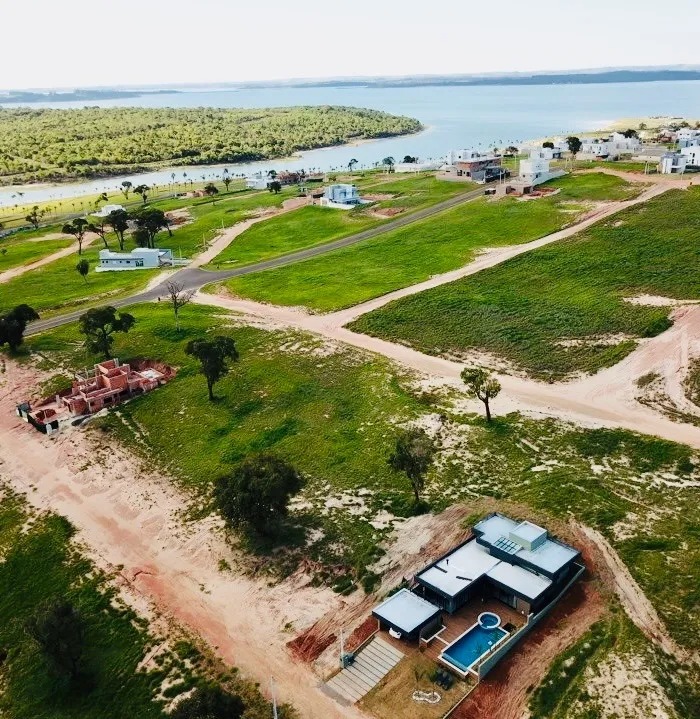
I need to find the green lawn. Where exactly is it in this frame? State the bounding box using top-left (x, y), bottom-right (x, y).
top-left (543, 171), bottom-right (642, 201)
top-left (0, 491), bottom-right (164, 718)
top-left (0, 236), bottom-right (73, 273)
top-left (207, 205), bottom-right (381, 269)
top-left (219, 187), bottom-right (585, 312)
top-left (352, 187), bottom-right (700, 379)
top-left (22, 301), bottom-right (700, 650)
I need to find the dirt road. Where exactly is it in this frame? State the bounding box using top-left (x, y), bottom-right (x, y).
top-left (0, 361), bottom-right (365, 719)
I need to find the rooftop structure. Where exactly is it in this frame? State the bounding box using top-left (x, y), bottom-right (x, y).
top-left (681, 145), bottom-right (700, 167)
top-left (659, 152), bottom-right (688, 174)
top-left (677, 128), bottom-right (700, 148)
top-left (372, 588), bottom-right (442, 639)
top-left (92, 203), bottom-right (125, 218)
top-left (443, 148), bottom-right (502, 179)
top-left (17, 359), bottom-right (174, 434)
top-left (320, 183), bottom-right (367, 209)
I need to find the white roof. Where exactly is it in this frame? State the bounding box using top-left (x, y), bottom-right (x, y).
top-left (486, 563), bottom-right (551, 600)
top-left (92, 204), bottom-right (124, 218)
top-left (416, 541), bottom-right (500, 597)
top-left (372, 588), bottom-right (440, 634)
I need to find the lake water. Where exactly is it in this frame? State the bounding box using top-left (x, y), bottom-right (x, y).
top-left (3, 80), bottom-right (700, 207)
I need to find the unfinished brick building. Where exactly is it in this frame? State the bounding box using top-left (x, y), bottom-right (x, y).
top-left (17, 358), bottom-right (174, 434)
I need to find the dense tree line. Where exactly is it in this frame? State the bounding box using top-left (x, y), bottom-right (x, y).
top-left (0, 106), bottom-right (422, 184)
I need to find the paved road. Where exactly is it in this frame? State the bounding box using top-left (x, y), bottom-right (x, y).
top-left (27, 186), bottom-right (486, 335)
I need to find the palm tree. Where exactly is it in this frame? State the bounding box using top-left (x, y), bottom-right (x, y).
top-left (348, 158), bottom-right (358, 172)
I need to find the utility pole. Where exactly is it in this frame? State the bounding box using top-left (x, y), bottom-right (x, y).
top-left (270, 677), bottom-right (278, 719)
top-left (339, 627), bottom-right (345, 667)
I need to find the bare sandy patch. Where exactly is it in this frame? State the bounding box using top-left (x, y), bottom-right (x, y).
top-left (624, 294), bottom-right (700, 307)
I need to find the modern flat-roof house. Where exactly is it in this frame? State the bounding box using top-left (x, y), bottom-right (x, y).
top-left (659, 152), bottom-right (688, 174)
top-left (580, 133), bottom-right (641, 160)
top-left (92, 203), bottom-right (125, 218)
top-left (414, 514), bottom-right (580, 615)
top-left (245, 173), bottom-right (270, 190)
top-left (681, 145), bottom-right (700, 168)
top-left (370, 513), bottom-right (584, 680)
top-left (319, 183), bottom-right (366, 209)
top-left (677, 128), bottom-right (700, 148)
top-left (96, 248), bottom-right (188, 272)
top-left (444, 149), bottom-right (502, 178)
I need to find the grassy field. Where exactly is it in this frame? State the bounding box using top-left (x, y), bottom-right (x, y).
top-left (21, 302), bottom-right (700, 651)
top-left (543, 171), bottom-right (642, 201)
top-left (220, 174), bottom-right (630, 312)
top-left (207, 205), bottom-right (381, 269)
top-left (352, 187), bottom-right (700, 379)
top-left (0, 235), bottom-right (73, 273)
top-left (529, 612), bottom-right (698, 719)
top-left (206, 175), bottom-right (476, 269)
top-left (0, 489), bottom-right (167, 718)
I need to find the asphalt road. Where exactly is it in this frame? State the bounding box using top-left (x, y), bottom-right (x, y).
top-left (26, 185), bottom-right (485, 336)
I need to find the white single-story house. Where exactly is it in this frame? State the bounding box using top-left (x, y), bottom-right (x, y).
top-left (658, 152), bottom-right (688, 174)
top-left (319, 184), bottom-right (367, 209)
top-left (96, 248), bottom-right (189, 271)
top-left (394, 160), bottom-right (443, 173)
top-left (92, 203), bottom-right (125, 218)
top-left (677, 128), bottom-right (700, 148)
top-left (445, 148), bottom-right (499, 165)
top-left (681, 145), bottom-right (700, 167)
top-left (245, 173), bottom-right (271, 190)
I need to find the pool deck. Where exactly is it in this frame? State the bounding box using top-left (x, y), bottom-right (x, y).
top-left (380, 597), bottom-right (526, 672)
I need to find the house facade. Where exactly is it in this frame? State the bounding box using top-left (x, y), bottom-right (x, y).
top-left (677, 128), bottom-right (700, 148)
top-left (444, 149), bottom-right (502, 178)
top-left (681, 145), bottom-right (700, 167)
top-left (659, 152), bottom-right (688, 174)
top-left (96, 248), bottom-right (187, 271)
top-left (320, 184), bottom-right (365, 209)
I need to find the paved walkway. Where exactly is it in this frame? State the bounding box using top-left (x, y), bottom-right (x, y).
top-left (326, 636), bottom-right (404, 704)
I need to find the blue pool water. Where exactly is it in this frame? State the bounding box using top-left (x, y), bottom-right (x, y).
top-left (442, 625), bottom-right (508, 673)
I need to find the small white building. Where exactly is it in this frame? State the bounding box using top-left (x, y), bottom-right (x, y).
top-left (245, 173), bottom-right (271, 190)
top-left (519, 156), bottom-right (551, 183)
top-left (677, 128), bottom-right (700, 148)
top-left (445, 148), bottom-right (499, 165)
top-left (607, 132), bottom-right (642, 153)
top-left (530, 147), bottom-right (562, 161)
top-left (393, 159), bottom-right (443, 173)
top-left (319, 184), bottom-right (366, 209)
top-left (681, 145), bottom-right (700, 167)
top-left (92, 203), bottom-right (125, 218)
top-left (658, 152), bottom-right (687, 174)
top-left (96, 248), bottom-right (188, 272)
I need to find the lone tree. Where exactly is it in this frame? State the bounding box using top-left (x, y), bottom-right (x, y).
top-left (222, 169), bottom-right (232, 192)
top-left (566, 136), bottom-right (582, 160)
top-left (0, 304), bottom-right (39, 352)
top-left (171, 686), bottom-right (245, 719)
top-left (185, 335), bottom-right (239, 401)
top-left (214, 455), bottom-right (305, 537)
top-left (105, 208), bottom-right (130, 251)
top-left (76, 258), bottom-right (90, 283)
top-left (402, 155), bottom-right (417, 163)
top-left (268, 180), bottom-right (282, 194)
top-left (25, 205), bottom-right (42, 230)
top-left (204, 183), bottom-right (219, 203)
top-left (25, 600), bottom-right (84, 681)
top-left (132, 207), bottom-right (170, 248)
top-left (348, 158), bottom-right (358, 172)
top-left (121, 180), bottom-right (133, 200)
top-left (165, 280), bottom-right (195, 331)
top-left (62, 217), bottom-right (89, 255)
top-left (133, 184), bottom-right (149, 204)
top-left (382, 156), bottom-right (395, 173)
top-left (542, 141), bottom-right (554, 149)
top-left (94, 192), bottom-right (109, 210)
top-left (87, 218), bottom-right (109, 249)
top-left (622, 128), bottom-right (639, 139)
top-left (461, 366), bottom-right (501, 422)
top-left (78, 306), bottom-right (135, 358)
top-left (388, 427), bottom-right (436, 505)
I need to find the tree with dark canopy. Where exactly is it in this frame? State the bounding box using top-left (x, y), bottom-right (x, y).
top-left (105, 208), bottom-right (130, 251)
top-left (267, 180), bottom-right (282, 194)
top-left (566, 136), bottom-right (582, 159)
top-left (62, 217), bottom-right (89, 255)
top-left (214, 455), bottom-right (305, 536)
top-left (388, 427), bottom-right (435, 504)
top-left (76, 258), bottom-right (90, 282)
top-left (24, 600), bottom-right (84, 680)
top-left (78, 306), bottom-right (135, 358)
top-left (121, 180), bottom-right (133, 200)
top-left (132, 207), bottom-right (170, 248)
top-left (204, 182), bottom-right (219, 203)
top-left (170, 685), bottom-right (245, 719)
top-left (185, 335), bottom-right (239, 401)
top-left (0, 304), bottom-right (39, 352)
top-left (25, 205), bottom-right (42, 230)
top-left (133, 183), bottom-right (149, 204)
top-left (87, 218), bottom-right (109, 249)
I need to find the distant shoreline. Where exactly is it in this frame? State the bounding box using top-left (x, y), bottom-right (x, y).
top-left (3, 69), bottom-right (700, 105)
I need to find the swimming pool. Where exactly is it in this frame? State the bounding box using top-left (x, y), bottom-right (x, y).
top-left (440, 622), bottom-right (509, 675)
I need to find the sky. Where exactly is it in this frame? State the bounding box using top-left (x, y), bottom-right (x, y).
top-left (1, 0), bottom-right (698, 90)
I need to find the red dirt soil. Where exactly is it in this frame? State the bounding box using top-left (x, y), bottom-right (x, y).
top-left (346, 616), bottom-right (378, 653)
top-left (452, 540), bottom-right (607, 719)
top-left (287, 628), bottom-right (337, 663)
